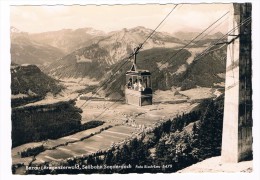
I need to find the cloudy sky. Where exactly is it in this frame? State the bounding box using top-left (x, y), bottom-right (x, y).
top-left (10, 3), bottom-right (231, 34)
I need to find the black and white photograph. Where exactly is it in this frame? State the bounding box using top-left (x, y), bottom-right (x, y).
top-left (0, 0), bottom-right (260, 179)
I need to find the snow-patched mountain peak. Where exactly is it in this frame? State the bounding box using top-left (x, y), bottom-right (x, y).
top-left (70, 27), bottom-right (105, 36)
top-left (83, 27), bottom-right (105, 36)
top-left (131, 26), bottom-right (152, 32)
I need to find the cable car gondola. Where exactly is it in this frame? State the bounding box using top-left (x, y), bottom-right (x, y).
top-left (125, 45), bottom-right (152, 106)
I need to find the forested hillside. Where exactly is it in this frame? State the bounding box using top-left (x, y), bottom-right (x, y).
top-left (97, 45), bottom-right (226, 98)
top-left (26, 95), bottom-right (225, 174)
top-left (11, 64), bottom-right (63, 107)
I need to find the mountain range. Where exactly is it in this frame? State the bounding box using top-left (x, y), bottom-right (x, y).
top-left (43, 26), bottom-right (189, 79)
top-left (11, 26), bottom-right (188, 66)
top-left (11, 27), bottom-right (65, 65)
top-left (10, 26), bottom-right (226, 95)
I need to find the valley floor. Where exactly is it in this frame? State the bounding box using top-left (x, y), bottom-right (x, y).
top-left (12, 86), bottom-right (218, 174)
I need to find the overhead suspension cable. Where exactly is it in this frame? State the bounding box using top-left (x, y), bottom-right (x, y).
top-left (93, 13), bottom-right (251, 121)
top-left (141, 4), bottom-right (179, 46)
top-left (193, 15), bottom-right (229, 46)
top-left (80, 4), bottom-right (179, 109)
top-left (193, 16), bottom-right (251, 61)
top-left (153, 11), bottom-right (230, 73)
